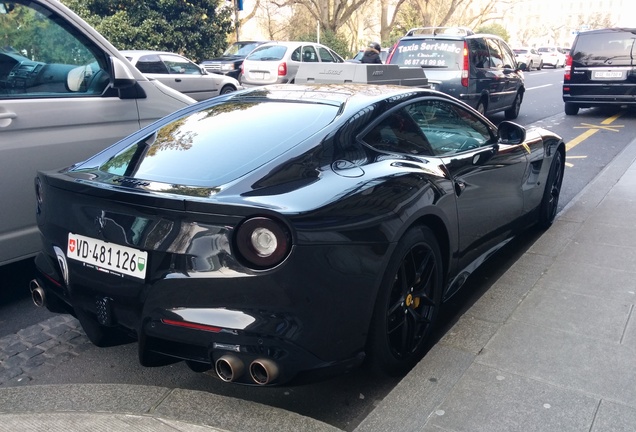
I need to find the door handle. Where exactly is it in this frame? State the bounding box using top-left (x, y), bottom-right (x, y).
top-left (454, 179), bottom-right (466, 196)
top-left (0, 110), bottom-right (17, 127)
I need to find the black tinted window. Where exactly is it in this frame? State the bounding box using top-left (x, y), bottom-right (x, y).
top-left (573, 30), bottom-right (636, 66)
top-left (100, 101), bottom-right (338, 186)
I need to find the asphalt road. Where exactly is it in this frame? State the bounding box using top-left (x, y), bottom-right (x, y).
top-left (2, 67), bottom-right (636, 431)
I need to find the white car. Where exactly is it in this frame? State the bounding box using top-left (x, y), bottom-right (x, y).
top-left (537, 46), bottom-right (567, 68)
top-left (122, 50), bottom-right (241, 101)
top-left (240, 41), bottom-right (345, 87)
top-left (513, 47), bottom-right (543, 70)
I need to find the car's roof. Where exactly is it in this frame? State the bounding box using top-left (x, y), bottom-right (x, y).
top-left (253, 41), bottom-right (329, 49)
top-left (229, 83), bottom-right (431, 112)
top-left (120, 50), bottom-right (184, 58)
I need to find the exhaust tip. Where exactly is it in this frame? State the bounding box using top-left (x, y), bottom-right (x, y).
top-left (249, 358), bottom-right (279, 385)
top-left (215, 354), bottom-right (245, 382)
top-left (30, 280), bottom-right (46, 308)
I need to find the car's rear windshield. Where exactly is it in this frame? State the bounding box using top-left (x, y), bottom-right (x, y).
top-left (389, 39), bottom-right (463, 68)
top-left (513, 49), bottom-right (528, 54)
top-left (572, 30), bottom-right (636, 66)
top-left (98, 101), bottom-right (338, 187)
top-left (245, 45), bottom-right (287, 61)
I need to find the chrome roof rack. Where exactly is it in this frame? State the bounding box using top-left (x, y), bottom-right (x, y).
top-left (405, 27), bottom-right (475, 37)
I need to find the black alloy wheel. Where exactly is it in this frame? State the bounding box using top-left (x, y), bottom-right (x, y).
top-left (538, 150), bottom-right (564, 228)
top-left (505, 92), bottom-right (522, 119)
top-left (368, 226), bottom-right (443, 376)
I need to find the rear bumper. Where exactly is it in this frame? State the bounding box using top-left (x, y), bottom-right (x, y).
top-left (562, 93), bottom-right (636, 107)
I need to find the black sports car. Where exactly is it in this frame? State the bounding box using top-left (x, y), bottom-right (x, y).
top-left (32, 84), bottom-right (565, 385)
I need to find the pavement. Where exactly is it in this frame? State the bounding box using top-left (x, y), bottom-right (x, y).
top-left (2, 134), bottom-right (636, 432)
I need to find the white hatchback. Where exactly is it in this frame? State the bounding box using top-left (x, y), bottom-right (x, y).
top-left (240, 41), bottom-right (345, 87)
top-left (122, 50), bottom-right (241, 101)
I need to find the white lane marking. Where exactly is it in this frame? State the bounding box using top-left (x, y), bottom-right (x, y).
top-left (526, 84), bottom-right (553, 90)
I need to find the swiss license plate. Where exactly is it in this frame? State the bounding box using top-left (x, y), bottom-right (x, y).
top-left (593, 70), bottom-right (624, 80)
top-left (67, 233), bottom-right (148, 280)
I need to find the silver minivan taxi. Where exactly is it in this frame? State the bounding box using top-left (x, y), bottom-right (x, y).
top-left (240, 41), bottom-right (345, 87)
top-left (0, 0), bottom-right (195, 268)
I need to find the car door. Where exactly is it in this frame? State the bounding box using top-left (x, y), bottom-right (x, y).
top-left (484, 38), bottom-right (517, 111)
top-left (0, 0), bottom-right (143, 265)
top-left (408, 98), bottom-right (528, 271)
top-left (146, 53), bottom-right (218, 101)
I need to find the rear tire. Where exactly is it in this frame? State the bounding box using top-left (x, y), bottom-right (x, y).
top-left (538, 150), bottom-right (564, 228)
top-left (504, 92), bottom-right (522, 119)
top-left (564, 103), bottom-right (579, 115)
top-left (367, 226), bottom-right (443, 376)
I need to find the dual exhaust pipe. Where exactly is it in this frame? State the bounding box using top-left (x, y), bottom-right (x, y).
top-left (31, 279), bottom-right (279, 385)
top-left (215, 354), bottom-right (279, 385)
top-left (30, 279), bottom-right (46, 308)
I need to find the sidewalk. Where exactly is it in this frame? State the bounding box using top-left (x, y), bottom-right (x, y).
top-left (2, 136), bottom-right (636, 432)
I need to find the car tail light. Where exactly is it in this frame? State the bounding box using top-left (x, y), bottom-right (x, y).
top-left (235, 217), bottom-right (291, 269)
top-left (461, 42), bottom-right (469, 87)
top-left (278, 62), bottom-right (287, 76)
top-left (564, 55), bottom-right (572, 82)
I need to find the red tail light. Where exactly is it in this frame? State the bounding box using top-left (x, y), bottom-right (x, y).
top-left (564, 55), bottom-right (572, 81)
top-left (461, 42), bottom-right (469, 87)
top-left (278, 62), bottom-right (287, 76)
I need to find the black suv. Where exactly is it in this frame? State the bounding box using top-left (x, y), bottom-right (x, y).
top-left (200, 41), bottom-right (268, 80)
top-left (387, 27), bottom-right (525, 119)
top-left (563, 28), bottom-right (636, 115)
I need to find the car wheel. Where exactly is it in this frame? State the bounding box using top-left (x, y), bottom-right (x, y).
top-left (75, 307), bottom-right (133, 347)
top-left (220, 85), bottom-right (236, 95)
top-left (538, 61), bottom-right (543, 70)
top-left (504, 92), bottom-right (522, 119)
top-left (528, 61), bottom-right (533, 71)
top-left (367, 226), bottom-right (443, 376)
top-left (564, 102), bottom-right (579, 115)
top-left (538, 150), bottom-right (564, 228)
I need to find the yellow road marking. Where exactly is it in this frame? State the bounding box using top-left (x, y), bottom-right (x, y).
top-left (566, 112), bottom-right (623, 152)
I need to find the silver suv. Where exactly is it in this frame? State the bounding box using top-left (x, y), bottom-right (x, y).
top-left (0, 0), bottom-right (194, 267)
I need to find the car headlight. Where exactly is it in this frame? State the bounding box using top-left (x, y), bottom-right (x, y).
top-left (235, 217), bottom-right (291, 269)
top-left (221, 64), bottom-right (234, 71)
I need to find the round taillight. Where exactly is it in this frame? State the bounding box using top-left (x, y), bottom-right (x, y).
top-left (235, 217), bottom-right (291, 269)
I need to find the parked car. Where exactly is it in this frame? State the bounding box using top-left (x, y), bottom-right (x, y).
top-left (563, 28), bottom-right (636, 115)
top-left (240, 41), bottom-right (345, 87)
top-left (121, 50), bottom-right (240, 101)
top-left (0, 0), bottom-right (194, 269)
top-left (387, 27), bottom-right (525, 119)
top-left (513, 47), bottom-right (543, 70)
top-left (199, 41), bottom-right (269, 80)
top-left (32, 83), bottom-right (565, 386)
top-left (537, 46), bottom-right (567, 68)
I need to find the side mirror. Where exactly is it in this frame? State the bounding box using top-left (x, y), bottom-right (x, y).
top-left (67, 65), bottom-right (91, 92)
top-left (497, 121), bottom-right (526, 145)
top-left (111, 56), bottom-right (137, 89)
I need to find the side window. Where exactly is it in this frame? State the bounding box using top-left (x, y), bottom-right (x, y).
top-left (0, 1), bottom-right (110, 99)
top-left (301, 46), bottom-right (318, 62)
top-left (470, 38), bottom-right (491, 69)
top-left (486, 38), bottom-right (504, 68)
top-left (363, 108), bottom-right (432, 156)
top-left (406, 100), bottom-right (494, 155)
top-left (136, 55), bottom-right (170, 74)
top-left (290, 47), bottom-right (302, 62)
top-left (498, 41), bottom-right (517, 69)
top-left (162, 54), bottom-right (201, 75)
top-left (317, 47), bottom-right (336, 62)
